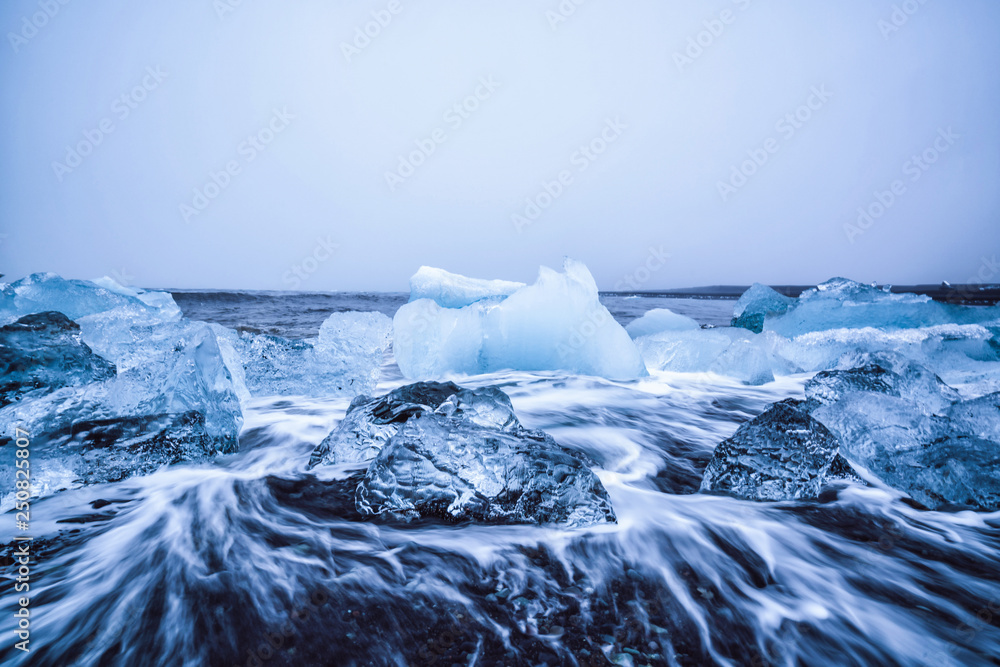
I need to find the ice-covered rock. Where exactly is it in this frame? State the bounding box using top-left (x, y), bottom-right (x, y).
top-left (356, 413), bottom-right (616, 527)
top-left (625, 308), bottom-right (700, 338)
top-left (0, 312), bottom-right (116, 407)
top-left (221, 311), bottom-right (392, 398)
top-left (394, 259), bottom-right (646, 380)
top-left (731, 283), bottom-right (795, 334)
top-left (699, 399), bottom-right (857, 501)
top-left (0, 273), bottom-right (179, 326)
top-left (409, 265), bottom-right (525, 308)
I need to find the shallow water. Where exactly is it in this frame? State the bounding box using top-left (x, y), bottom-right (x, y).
top-left (2, 296), bottom-right (999, 667)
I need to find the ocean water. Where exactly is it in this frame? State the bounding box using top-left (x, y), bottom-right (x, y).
top-left (2, 294), bottom-right (999, 667)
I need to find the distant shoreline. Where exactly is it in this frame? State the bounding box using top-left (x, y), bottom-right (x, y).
top-left (161, 284), bottom-right (1000, 306)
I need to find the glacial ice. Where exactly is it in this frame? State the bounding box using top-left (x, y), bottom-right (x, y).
top-left (356, 413), bottom-right (616, 527)
top-left (804, 364), bottom-right (1000, 510)
top-left (0, 272), bottom-right (180, 326)
top-left (409, 265), bottom-right (525, 308)
top-left (634, 316), bottom-right (999, 387)
top-left (394, 259), bottom-right (647, 380)
top-left (310, 382), bottom-right (521, 466)
top-left (699, 399), bottom-right (857, 501)
top-left (311, 381), bottom-right (616, 527)
top-left (0, 312), bottom-right (115, 407)
top-left (758, 278), bottom-right (1000, 337)
top-left (0, 315), bottom-right (243, 509)
top-left (625, 308), bottom-right (700, 338)
top-left (216, 311), bottom-right (392, 399)
top-left (635, 328), bottom-right (778, 385)
top-left (731, 283), bottom-right (795, 334)
top-left (701, 359), bottom-right (1000, 509)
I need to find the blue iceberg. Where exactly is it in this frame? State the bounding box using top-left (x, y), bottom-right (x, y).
top-left (393, 259), bottom-right (647, 380)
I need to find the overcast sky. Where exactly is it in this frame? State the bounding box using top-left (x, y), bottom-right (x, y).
top-left (1, 1), bottom-right (998, 291)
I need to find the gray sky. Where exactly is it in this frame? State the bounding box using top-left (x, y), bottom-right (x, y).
top-left (1, 0), bottom-right (998, 291)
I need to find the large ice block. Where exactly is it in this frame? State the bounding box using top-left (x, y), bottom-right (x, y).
top-left (804, 363), bottom-right (1000, 510)
top-left (309, 382), bottom-right (517, 466)
top-left (0, 319), bottom-right (243, 509)
top-left (763, 278), bottom-right (1000, 337)
top-left (393, 259), bottom-right (647, 380)
top-left (0, 312), bottom-right (115, 407)
top-left (0, 273), bottom-right (180, 326)
top-left (356, 413), bottom-right (616, 527)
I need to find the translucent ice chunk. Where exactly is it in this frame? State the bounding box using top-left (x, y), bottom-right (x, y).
top-left (409, 265), bottom-right (525, 308)
top-left (0, 272), bottom-right (179, 326)
top-left (0, 319), bottom-right (243, 509)
top-left (224, 311), bottom-right (392, 398)
top-left (765, 278), bottom-right (1000, 337)
top-left (394, 259), bottom-right (646, 379)
top-left (731, 283), bottom-right (795, 333)
top-left (805, 363), bottom-right (1000, 510)
top-left (635, 328), bottom-right (780, 385)
top-left (356, 413), bottom-right (616, 527)
top-left (310, 382), bottom-right (520, 466)
top-left (700, 399), bottom-right (857, 501)
top-left (625, 308), bottom-right (700, 338)
top-left (0, 312), bottom-right (115, 407)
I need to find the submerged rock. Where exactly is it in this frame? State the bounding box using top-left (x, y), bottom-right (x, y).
top-left (356, 413), bottom-right (616, 527)
top-left (699, 399), bottom-right (857, 501)
top-left (0, 311), bottom-right (115, 407)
